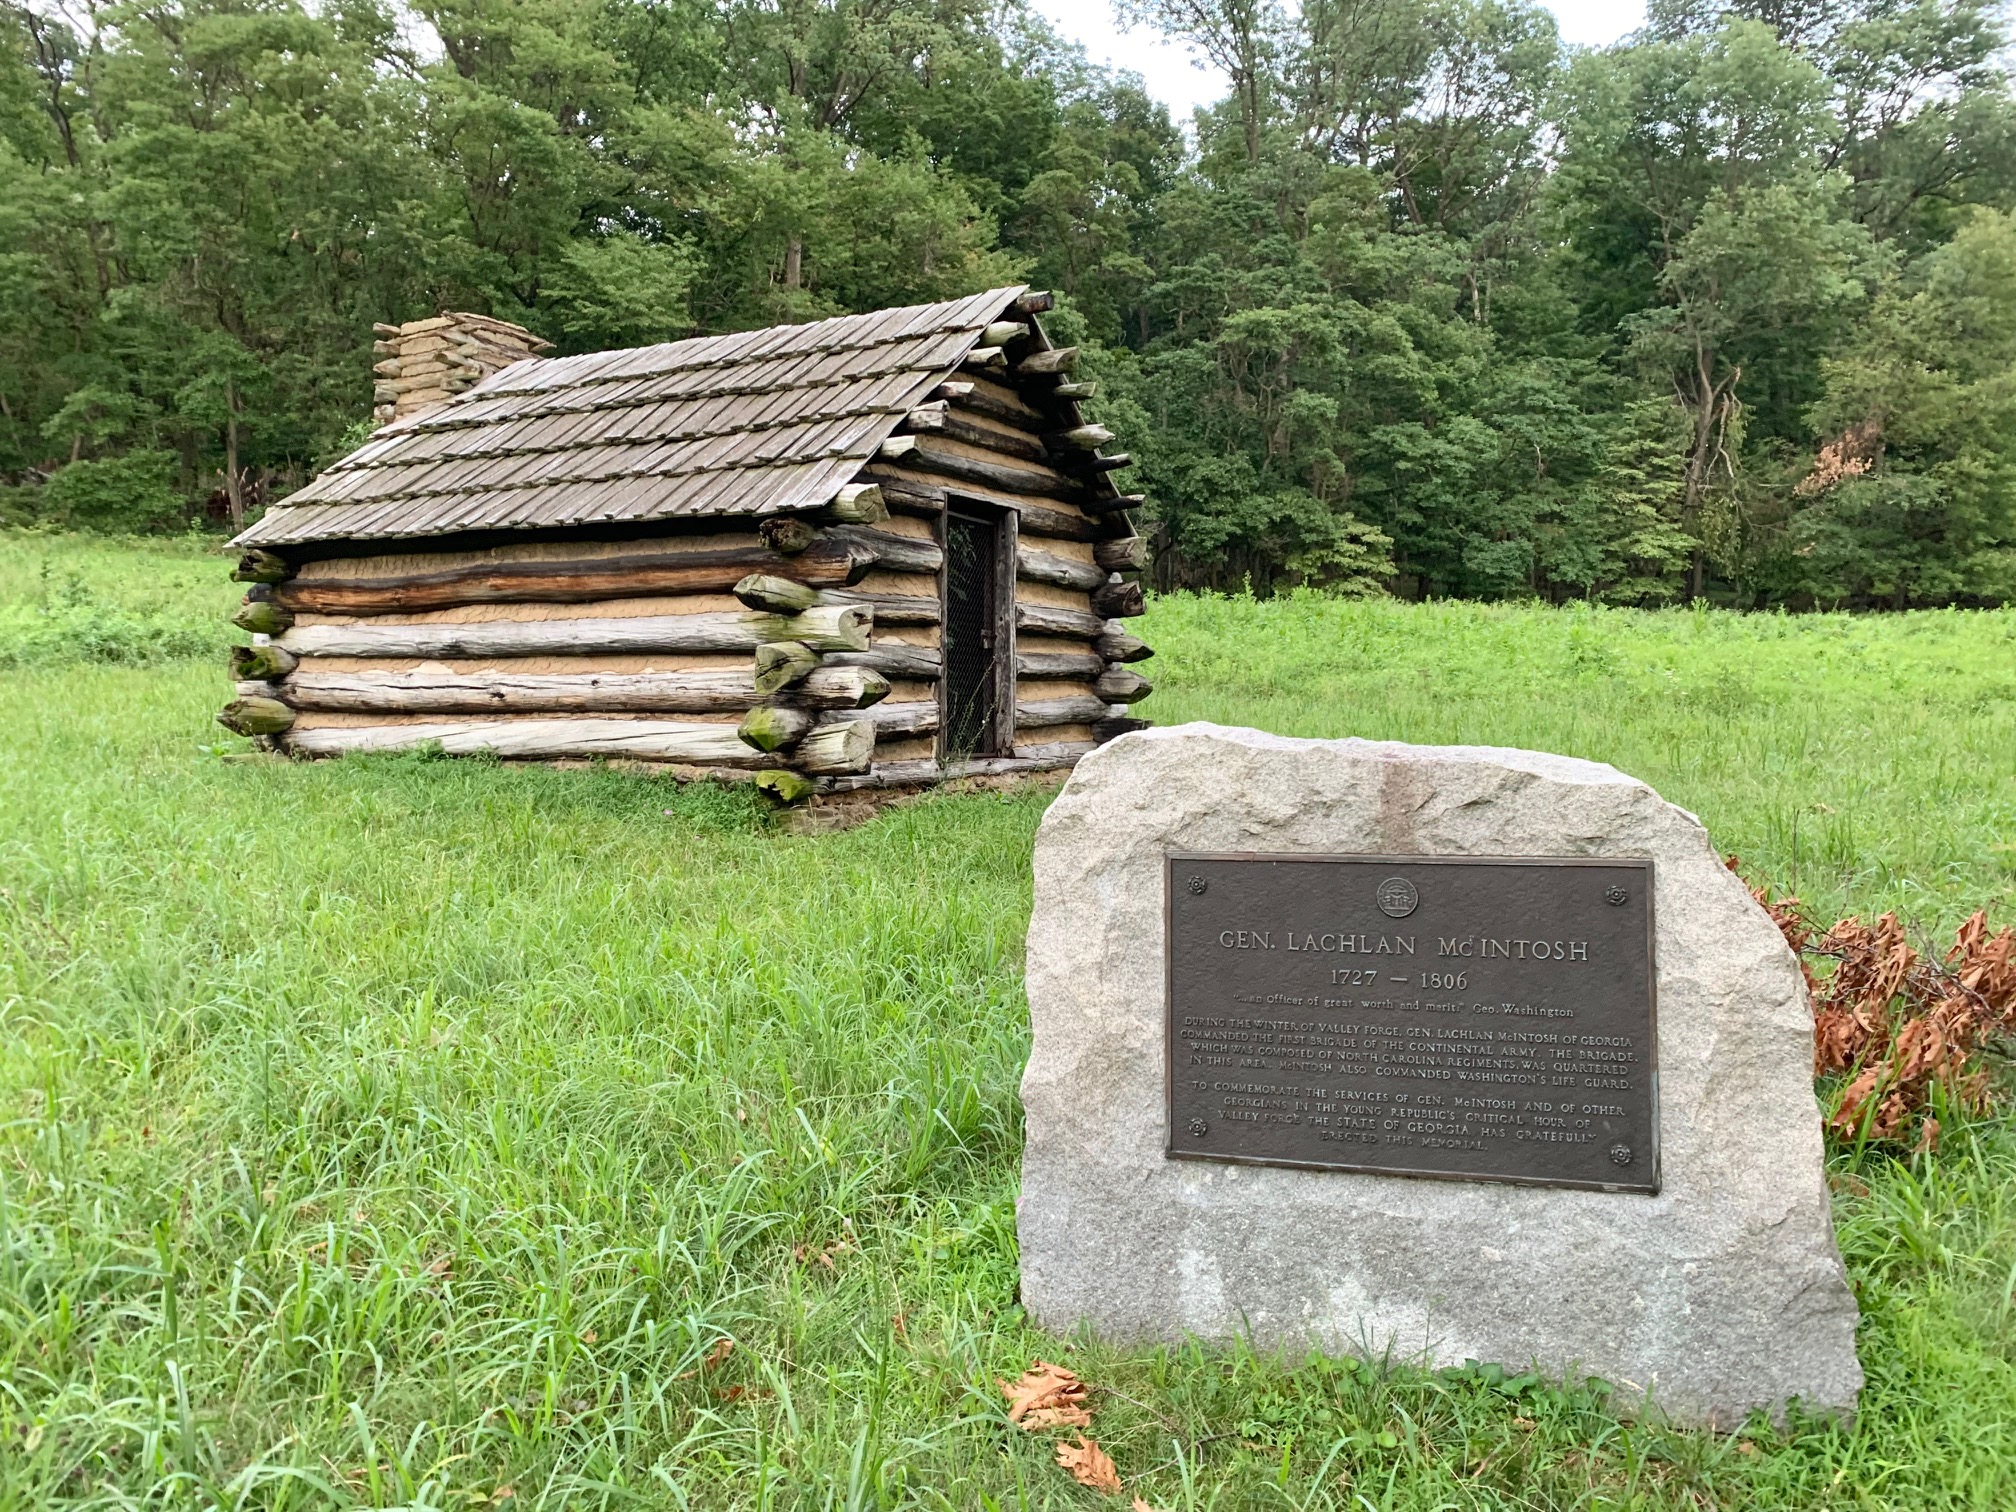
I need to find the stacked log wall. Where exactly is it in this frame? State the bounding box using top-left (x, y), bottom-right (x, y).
top-left (224, 296), bottom-right (1153, 790)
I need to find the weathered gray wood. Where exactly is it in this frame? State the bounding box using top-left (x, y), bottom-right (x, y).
top-left (1017, 602), bottom-right (1106, 639)
top-left (230, 643), bottom-right (298, 681)
top-left (1095, 666), bottom-right (1154, 703)
top-left (1017, 545), bottom-right (1106, 592)
top-left (233, 597), bottom-right (294, 636)
top-left (754, 768), bottom-right (818, 804)
top-left (1092, 580), bottom-right (1146, 618)
top-left (275, 664), bottom-right (885, 714)
top-left (1094, 537), bottom-right (1147, 573)
top-left (758, 516), bottom-right (819, 554)
top-left (279, 604), bottom-right (873, 660)
top-left (789, 666), bottom-right (888, 709)
top-left (1046, 424), bottom-right (1114, 452)
top-left (285, 719), bottom-right (764, 764)
top-left (947, 386), bottom-right (1048, 431)
top-left (823, 741), bottom-right (1094, 791)
top-left (754, 640), bottom-right (820, 695)
top-left (1094, 627), bottom-right (1153, 663)
top-left (827, 591), bottom-right (940, 626)
top-left (824, 525), bottom-right (943, 574)
top-left (796, 717), bottom-right (876, 775)
top-left (901, 407), bottom-right (1046, 462)
top-left (234, 679), bottom-right (281, 699)
top-left (851, 701), bottom-right (938, 736)
top-left (1006, 499), bottom-right (1100, 543)
top-left (861, 473), bottom-right (947, 517)
top-left (1052, 381), bottom-right (1097, 400)
top-left (1083, 453), bottom-right (1133, 473)
top-left (1016, 694), bottom-right (1110, 728)
top-left (1017, 346), bottom-right (1079, 377)
top-left (961, 346), bottom-right (1008, 372)
top-left (1014, 291), bottom-right (1056, 315)
top-left (274, 534), bottom-right (878, 613)
top-left (876, 436), bottom-right (1079, 498)
top-left (1016, 649), bottom-right (1103, 679)
top-left (217, 695), bottom-right (296, 736)
top-left (232, 550), bottom-right (292, 584)
top-left (734, 573), bottom-right (822, 613)
top-left (820, 484), bottom-right (888, 525)
top-left (739, 704), bottom-right (814, 752)
top-left (825, 646), bottom-right (942, 679)
top-left (928, 381), bottom-right (974, 403)
top-left (982, 320), bottom-right (1031, 347)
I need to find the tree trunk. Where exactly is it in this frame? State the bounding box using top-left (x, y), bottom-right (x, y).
top-left (224, 376), bottom-right (245, 533)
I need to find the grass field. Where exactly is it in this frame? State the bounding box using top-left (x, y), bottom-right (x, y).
top-left (2, 531), bottom-right (2014, 1509)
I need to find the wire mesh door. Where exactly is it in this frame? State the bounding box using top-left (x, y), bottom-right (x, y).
top-left (941, 508), bottom-right (1004, 757)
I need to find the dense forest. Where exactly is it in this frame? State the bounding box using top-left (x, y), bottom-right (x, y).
top-left (3, 0), bottom-right (2013, 607)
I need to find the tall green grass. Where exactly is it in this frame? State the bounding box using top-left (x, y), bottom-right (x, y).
top-left (0, 530), bottom-right (237, 669)
top-left (1146, 593), bottom-right (2016, 931)
top-left (1, 544), bottom-right (2013, 1508)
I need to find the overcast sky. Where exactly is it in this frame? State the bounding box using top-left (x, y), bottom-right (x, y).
top-left (1028, 2), bottom-right (1648, 122)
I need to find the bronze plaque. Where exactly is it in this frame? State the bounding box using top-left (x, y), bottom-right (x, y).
top-left (1166, 854), bottom-right (1659, 1193)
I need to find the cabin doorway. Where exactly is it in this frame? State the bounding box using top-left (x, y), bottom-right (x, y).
top-left (940, 503), bottom-right (1014, 759)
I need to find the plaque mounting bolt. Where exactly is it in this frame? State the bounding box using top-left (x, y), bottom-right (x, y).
top-left (1609, 1143), bottom-right (1634, 1166)
top-left (1187, 1119), bottom-right (1208, 1138)
top-left (1604, 885), bottom-right (1630, 906)
top-left (1186, 875), bottom-right (1208, 895)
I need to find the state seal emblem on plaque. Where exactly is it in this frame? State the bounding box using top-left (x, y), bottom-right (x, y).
top-left (1376, 876), bottom-right (1420, 918)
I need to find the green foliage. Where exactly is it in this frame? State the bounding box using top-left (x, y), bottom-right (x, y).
top-left (35, 448), bottom-right (184, 531)
top-left (0, 529), bottom-right (238, 667)
top-left (1, 0), bottom-right (2013, 606)
top-left (3, 535), bottom-right (2016, 1504)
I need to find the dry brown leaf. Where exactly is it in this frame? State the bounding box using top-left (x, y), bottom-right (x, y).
top-left (1731, 861), bottom-right (2016, 1150)
top-left (1132, 1498), bottom-right (1167, 1512)
top-left (792, 1233), bottom-right (856, 1271)
top-left (677, 1338), bottom-right (734, 1380)
top-left (1056, 1435), bottom-right (1121, 1494)
top-left (1000, 1360), bottom-right (1093, 1429)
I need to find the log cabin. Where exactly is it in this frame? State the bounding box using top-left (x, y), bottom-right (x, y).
top-left (218, 287), bottom-right (1153, 799)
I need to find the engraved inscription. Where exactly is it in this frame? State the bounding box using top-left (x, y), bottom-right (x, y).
top-left (1166, 855), bottom-right (1659, 1193)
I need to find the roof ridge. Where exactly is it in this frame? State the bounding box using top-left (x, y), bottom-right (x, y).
top-left (236, 285), bottom-right (1031, 547)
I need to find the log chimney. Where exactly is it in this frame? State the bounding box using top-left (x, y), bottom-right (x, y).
top-left (371, 313), bottom-right (552, 426)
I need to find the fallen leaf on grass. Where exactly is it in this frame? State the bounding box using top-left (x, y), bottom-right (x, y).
top-left (1132, 1498), bottom-right (1167, 1512)
top-left (792, 1232), bottom-right (856, 1270)
top-left (1055, 1435), bottom-right (1121, 1494)
top-left (1000, 1360), bottom-right (1093, 1428)
top-left (677, 1338), bottom-right (734, 1379)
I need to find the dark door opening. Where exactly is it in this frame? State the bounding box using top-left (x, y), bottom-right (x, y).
top-left (941, 505), bottom-right (1012, 758)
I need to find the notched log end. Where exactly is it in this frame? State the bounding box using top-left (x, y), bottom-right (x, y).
top-left (231, 550), bottom-right (293, 585)
top-left (759, 516), bottom-right (820, 555)
top-left (755, 769), bottom-right (819, 805)
top-left (216, 696), bottom-right (296, 737)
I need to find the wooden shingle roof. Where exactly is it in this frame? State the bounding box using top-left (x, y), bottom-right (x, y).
top-left (234, 286), bottom-right (1028, 548)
